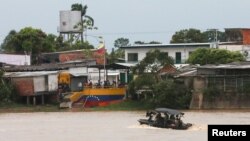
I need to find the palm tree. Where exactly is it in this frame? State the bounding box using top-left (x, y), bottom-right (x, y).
top-left (71, 3), bottom-right (97, 42)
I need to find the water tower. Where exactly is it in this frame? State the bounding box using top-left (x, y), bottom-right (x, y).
top-left (58, 10), bottom-right (83, 42)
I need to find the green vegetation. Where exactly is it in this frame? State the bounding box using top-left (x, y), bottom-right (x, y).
top-left (170, 28), bottom-right (243, 43)
top-left (133, 49), bottom-right (174, 81)
top-left (152, 80), bottom-right (192, 109)
top-left (1, 28), bottom-right (57, 64)
top-left (171, 28), bottom-right (207, 43)
top-left (71, 3), bottom-right (97, 43)
top-left (0, 70), bottom-right (19, 104)
top-left (0, 3), bottom-right (96, 65)
top-left (187, 48), bottom-right (245, 65)
top-left (128, 49), bottom-right (191, 109)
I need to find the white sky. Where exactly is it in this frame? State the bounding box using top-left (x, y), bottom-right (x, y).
top-left (0, 0), bottom-right (250, 52)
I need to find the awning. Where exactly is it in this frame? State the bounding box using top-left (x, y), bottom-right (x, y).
top-left (4, 71), bottom-right (58, 78)
top-left (88, 62), bottom-right (137, 70)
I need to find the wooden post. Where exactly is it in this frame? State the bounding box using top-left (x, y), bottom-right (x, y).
top-left (41, 94), bottom-right (45, 105)
top-left (33, 96), bottom-right (36, 105)
top-left (27, 96), bottom-right (30, 105)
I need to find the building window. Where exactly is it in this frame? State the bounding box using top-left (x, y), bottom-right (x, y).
top-left (128, 53), bottom-right (138, 62)
top-left (175, 52), bottom-right (181, 64)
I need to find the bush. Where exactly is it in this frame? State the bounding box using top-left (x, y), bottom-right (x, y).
top-left (152, 80), bottom-right (192, 109)
top-left (128, 74), bottom-right (156, 100)
top-left (0, 70), bottom-right (19, 103)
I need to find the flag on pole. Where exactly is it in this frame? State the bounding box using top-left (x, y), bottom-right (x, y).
top-left (96, 43), bottom-right (105, 54)
top-left (92, 43), bottom-right (106, 65)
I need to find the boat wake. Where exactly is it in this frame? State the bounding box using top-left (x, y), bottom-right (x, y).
top-left (187, 124), bottom-right (207, 131)
top-left (128, 124), bottom-right (160, 129)
top-left (128, 123), bottom-right (207, 131)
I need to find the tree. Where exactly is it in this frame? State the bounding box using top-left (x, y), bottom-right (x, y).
top-left (107, 38), bottom-right (130, 64)
top-left (1, 27), bottom-right (57, 64)
top-left (202, 30), bottom-right (226, 42)
top-left (134, 41), bottom-right (145, 45)
top-left (152, 80), bottom-right (191, 109)
top-left (187, 48), bottom-right (245, 65)
top-left (170, 28), bottom-right (205, 43)
top-left (134, 41), bottom-right (162, 45)
top-left (133, 49), bottom-right (174, 81)
top-left (71, 3), bottom-right (97, 43)
top-left (0, 70), bottom-right (18, 103)
top-left (225, 29), bottom-right (243, 42)
top-left (148, 41), bottom-right (161, 44)
top-left (114, 38), bottom-right (130, 48)
top-left (0, 30), bottom-right (17, 52)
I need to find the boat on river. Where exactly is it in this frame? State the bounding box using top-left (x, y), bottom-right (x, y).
top-left (138, 108), bottom-right (192, 130)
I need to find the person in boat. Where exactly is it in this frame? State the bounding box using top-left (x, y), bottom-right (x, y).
top-left (146, 111), bottom-right (154, 121)
top-left (155, 113), bottom-right (164, 127)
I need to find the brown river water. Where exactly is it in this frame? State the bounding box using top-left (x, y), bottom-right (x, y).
top-left (0, 111), bottom-right (250, 141)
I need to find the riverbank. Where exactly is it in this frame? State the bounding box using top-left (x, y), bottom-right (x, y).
top-left (0, 100), bottom-right (154, 113)
top-left (0, 103), bottom-right (62, 113)
top-left (1, 100), bottom-right (250, 113)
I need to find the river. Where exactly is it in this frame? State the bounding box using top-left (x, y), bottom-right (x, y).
top-left (0, 110), bottom-right (250, 141)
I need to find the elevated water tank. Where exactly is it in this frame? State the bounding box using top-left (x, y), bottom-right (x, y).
top-left (59, 11), bottom-right (82, 33)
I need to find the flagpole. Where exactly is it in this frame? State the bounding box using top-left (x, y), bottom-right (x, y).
top-left (103, 39), bottom-right (106, 81)
top-left (98, 36), bottom-right (106, 81)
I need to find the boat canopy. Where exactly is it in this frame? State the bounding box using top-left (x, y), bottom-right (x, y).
top-left (155, 108), bottom-right (184, 115)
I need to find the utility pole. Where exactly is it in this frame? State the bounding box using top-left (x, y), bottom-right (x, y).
top-left (207, 28), bottom-right (219, 48)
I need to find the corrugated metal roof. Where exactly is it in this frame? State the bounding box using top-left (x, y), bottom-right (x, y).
top-left (120, 42), bottom-right (211, 49)
top-left (4, 71), bottom-right (58, 78)
top-left (115, 62), bottom-right (137, 67)
top-left (4, 60), bottom-right (95, 72)
top-left (198, 64), bottom-right (250, 69)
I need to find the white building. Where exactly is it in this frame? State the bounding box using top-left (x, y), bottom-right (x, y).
top-left (121, 43), bottom-right (211, 64)
top-left (0, 54), bottom-right (30, 65)
top-left (121, 42), bottom-right (248, 63)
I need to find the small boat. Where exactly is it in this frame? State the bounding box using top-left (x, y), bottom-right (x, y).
top-left (138, 108), bottom-right (192, 130)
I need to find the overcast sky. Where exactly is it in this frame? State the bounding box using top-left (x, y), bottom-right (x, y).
top-left (0, 0), bottom-right (250, 52)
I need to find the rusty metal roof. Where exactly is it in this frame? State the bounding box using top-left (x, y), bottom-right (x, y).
top-left (3, 60), bottom-right (95, 72)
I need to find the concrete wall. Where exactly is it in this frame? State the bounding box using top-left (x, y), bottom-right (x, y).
top-left (190, 76), bottom-right (206, 109)
top-left (202, 94), bottom-right (250, 109)
top-left (190, 76), bottom-right (250, 109)
top-left (218, 45), bottom-right (244, 52)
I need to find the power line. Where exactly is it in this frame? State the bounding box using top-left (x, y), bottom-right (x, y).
top-left (88, 31), bottom-right (175, 36)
